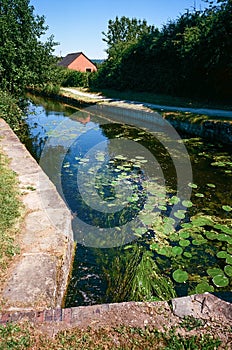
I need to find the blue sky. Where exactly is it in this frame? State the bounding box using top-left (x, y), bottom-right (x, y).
top-left (30, 0), bottom-right (206, 59)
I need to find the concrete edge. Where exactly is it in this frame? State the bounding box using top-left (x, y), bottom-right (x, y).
top-left (0, 118), bottom-right (74, 311)
top-left (0, 293), bottom-right (231, 328)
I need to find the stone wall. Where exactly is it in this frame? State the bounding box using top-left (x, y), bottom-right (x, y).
top-left (0, 119), bottom-right (74, 311)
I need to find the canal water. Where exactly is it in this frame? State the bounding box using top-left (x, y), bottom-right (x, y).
top-left (23, 94), bottom-right (232, 306)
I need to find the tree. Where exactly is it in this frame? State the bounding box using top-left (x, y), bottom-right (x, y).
top-left (102, 16), bottom-right (156, 59)
top-left (0, 0), bottom-right (58, 95)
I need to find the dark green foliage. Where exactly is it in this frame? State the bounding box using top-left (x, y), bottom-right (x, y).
top-left (61, 68), bottom-right (90, 88)
top-left (0, 0), bottom-right (58, 95)
top-left (102, 16), bottom-right (156, 58)
top-left (0, 89), bottom-right (24, 130)
top-left (92, 2), bottom-right (232, 101)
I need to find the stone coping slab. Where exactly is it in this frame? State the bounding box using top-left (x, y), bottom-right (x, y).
top-left (0, 119), bottom-right (74, 311)
top-left (0, 294), bottom-right (231, 331)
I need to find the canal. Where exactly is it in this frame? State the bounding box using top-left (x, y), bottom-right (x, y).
top-left (23, 94), bottom-right (232, 306)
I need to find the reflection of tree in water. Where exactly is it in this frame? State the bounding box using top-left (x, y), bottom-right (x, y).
top-left (27, 93), bottom-right (77, 116)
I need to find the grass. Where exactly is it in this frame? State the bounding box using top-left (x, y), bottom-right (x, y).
top-left (0, 323), bottom-right (223, 350)
top-left (88, 88), bottom-right (232, 110)
top-left (0, 150), bottom-right (21, 284)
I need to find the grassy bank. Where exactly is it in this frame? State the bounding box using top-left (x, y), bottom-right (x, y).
top-left (88, 88), bottom-right (232, 111)
top-left (0, 322), bottom-right (223, 350)
top-left (0, 150), bottom-right (21, 287)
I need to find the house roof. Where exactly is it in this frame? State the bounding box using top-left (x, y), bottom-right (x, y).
top-left (58, 52), bottom-right (82, 67)
top-left (58, 52), bottom-right (97, 69)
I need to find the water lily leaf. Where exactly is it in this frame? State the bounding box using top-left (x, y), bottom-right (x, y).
top-left (211, 161), bottom-right (226, 167)
top-left (227, 246), bottom-right (232, 254)
top-left (179, 231), bottom-right (190, 239)
top-left (181, 223), bottom-right (194, 229)
top-left (172, 246), bottom-right (183, 256)
top-left (224, 265), bottom-right (232, 277)
top-left (192, 238), bottom-right (207, 245)
top-left (226, 255), bottom-right (232, 265)
top-left (140, 213), bottom-right (155, 225)
top-left (205, 231), bottom-right (218, 240)
top-left (188, 183), bottom-right (198, 189)
top-left (150, 243), bottom-right (159, 251)
top-left (190, 216), bottom-right (214, 227)
top-left (144, 204), bottom-right (155, 211)
top-left (216, 251), bottom-right (228, 259)
top-left (195, 193), bottom-right (204, 198)
top-left (182, 200), bottom-right (193, 208)
top-left (212, 274), bottom-right (229, 287)
top-left (207, 268), bottom-right (224, 277)
top-left (169, 233), bottom-right (180, 241)
top-left (179, 239), bottom-right (190, 247)
top-left (157, 247), bottom-right (172, 257)
top-left (206, 183), bottom-right (216, 188)
top-left (169, 196), bottom-right (180, 205)
top-left (172, 269), bottom-right (188, 283)
top-left (174, 210), bottom-right (186, 220)
top-left (222, 205), bottom-right (232, 212)
top-left (214, 224), bottom-right (232, 235)
top-left (217, 234), bottom-right (231, 242)
top-left (183, 252), bottom-right (192, 258)
top-left (164, 217), bottom-right (176, 226)
top-left (196, 282), bottom-right (214, 294)
top-left (158, 205), bottom-right (167, 211)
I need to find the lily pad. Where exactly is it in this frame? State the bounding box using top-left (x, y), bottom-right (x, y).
top-left (192, 238), bottom-right (207, 245)
top-left (158, 205), bottom-right (167, 211)
top-left (195, 193), bottom-right (205, 198)
top-left (183, 252), bottom-right (192, 258)
top-left (169, 196), bottom-right (180, 205)
top-left (179, 231), bottom-right (190, 239)
top-left (224, 265), bottom-right (232, 277)
top-left (191, 216), bottom-right (214, 227)
top-left (205, 231), bottom-right (218, 240)
top-left (216, 251), bottom-right (228, 259)
top-left (182, 200), bottom-right (193, 208)
top-left (196, 282), bottom-right (214, 293)
top-left (174, 210), bottom-right (186, 220)
top-left (179, 239), bottom-right (190, 247)
top-left (188, 183), bottom-right (198, 189)
top-left (172, 246), bottom-right (183, 256)
top-left (172, 269), bottom-right (188, 283)
top-left (217, 234), bottom-right (231, 242)
top-left (157, 247), bottom-right (172, 257)
top-left (214, 225), bottom-right (232, 235)
top-left (212, 274), bottom-right (229, 287)
top-left (207, 267), bottom-right (224, 277)
top-left (206, 183), bottom-right (216, 188)
top-left (150, 243), bottom-right (159, 250)
top-left (226, 255), bottom-right (232, 265)
top-left (222, 205), bottom-right (232, 212)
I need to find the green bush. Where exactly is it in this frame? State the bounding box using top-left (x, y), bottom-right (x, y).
top-left (41, 83), bottom-right (61, 95)
top-left (0, 90), bottom-right (24, 131)
top-left (61, 69), bottom-right (89, 88)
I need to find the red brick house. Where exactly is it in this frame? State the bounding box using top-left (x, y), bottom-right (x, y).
top-left (58, 52), bottom-right (97, 72)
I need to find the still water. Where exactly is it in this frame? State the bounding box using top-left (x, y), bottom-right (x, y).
top-left (24, 94), bottom-right (232, 306)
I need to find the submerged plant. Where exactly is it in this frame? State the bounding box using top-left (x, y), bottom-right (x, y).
top-left (102, 244), bottom-right (176, 302)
